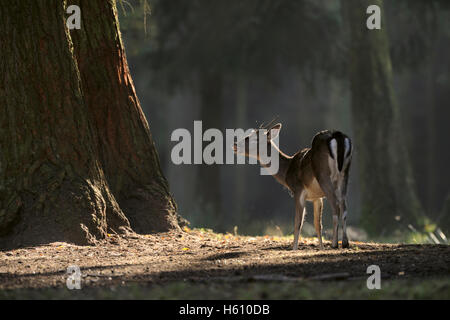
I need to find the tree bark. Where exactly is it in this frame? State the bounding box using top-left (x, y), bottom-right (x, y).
top-left (343, 0), bottom-right (423, 234)
top-left (0, 0), bottom-right (180, 248)
top-left (70, 0), bottom-right (179, 233)
top-left (0, 1), bottom-right (129, 247)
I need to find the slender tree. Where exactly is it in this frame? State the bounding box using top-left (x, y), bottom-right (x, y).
top-left (196, 69), bottom-right (224, 225)
top-left (234, 71), bottom-right (249, 220)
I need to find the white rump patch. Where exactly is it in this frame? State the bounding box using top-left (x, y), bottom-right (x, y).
top-left (329, 138), bottom-right (338, 160)
top-left (344, 137), bottom-right (351, 157)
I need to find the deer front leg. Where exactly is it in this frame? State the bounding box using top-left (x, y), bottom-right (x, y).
top-left (313, 198), bottom-right (324, 249)
top-left (293, 190), bottom-right (306, 250)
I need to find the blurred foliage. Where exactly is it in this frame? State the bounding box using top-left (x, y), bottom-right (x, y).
top-left (124, 0), bottom-right (343, 89)
top-left (386, 0), bottom-right (450, 71)
top-left (118, 0), bottom-right (450, 91)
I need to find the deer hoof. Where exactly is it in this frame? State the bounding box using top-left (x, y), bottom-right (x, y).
top-left (342, 240), bottom-right (349, 248)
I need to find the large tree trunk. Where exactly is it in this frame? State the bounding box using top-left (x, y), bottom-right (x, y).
top-left (0, 1), bottom-right (128, 247)
top-left (0, 1), bottom-right (179, 248)
top-left (343, 0), bottom-right (423, 235)
top-left (70, 0), bottom-right (179, 233)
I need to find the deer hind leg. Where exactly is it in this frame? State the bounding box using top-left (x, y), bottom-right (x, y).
top-left (293, 190), bottom-right (306, 250)
top-left (340, 198), bottom-right (349, 248)
top-left (315, 180), bottom-right (339, 248)
top-left (331, 206), bottom-right (339, 248)
top-left (322, 189), bottom-right (339, 248)
top-left (313, 198), bottom-right (324, 249)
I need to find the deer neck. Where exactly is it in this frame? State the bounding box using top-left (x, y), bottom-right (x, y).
top-left (259, 142), bottom-right (292, 189)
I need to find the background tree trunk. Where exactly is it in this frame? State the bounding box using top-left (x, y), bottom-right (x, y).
top-left (234, 72), bottom-right (248, 221)
top-left (196, 69), bottom-right (223, 229)
top-left (70, 0), bottom-right (180, 233)
top-left (343, 0), bottom-right (424, 235)
top-left (425, 35), bottom-right (437, 220)
top-left (0, 1), bottom-right (129, 247)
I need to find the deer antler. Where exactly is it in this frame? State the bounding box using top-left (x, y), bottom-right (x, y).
top-left (257, 120), bottom-right (267, 129)
top-left (262, 116), bottom-right (279, 130)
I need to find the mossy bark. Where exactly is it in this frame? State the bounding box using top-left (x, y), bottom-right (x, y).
top-left (343, 0), bottom-right (423, 235)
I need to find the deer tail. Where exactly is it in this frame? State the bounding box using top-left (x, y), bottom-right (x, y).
top-left (327, 131), bottom-right (352, 173)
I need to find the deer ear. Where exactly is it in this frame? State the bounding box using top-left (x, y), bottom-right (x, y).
top-left (267, 123), bottom-right (282, 140)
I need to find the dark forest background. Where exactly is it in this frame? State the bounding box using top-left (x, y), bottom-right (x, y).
top-left (117, 0), bottom-right (450, 241)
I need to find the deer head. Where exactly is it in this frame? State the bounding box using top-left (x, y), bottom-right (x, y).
top-left (232, 122), bottom-right (282, 161)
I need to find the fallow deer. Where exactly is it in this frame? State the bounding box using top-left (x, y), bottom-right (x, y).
top-left (232, 122), bottom-right (352, 250)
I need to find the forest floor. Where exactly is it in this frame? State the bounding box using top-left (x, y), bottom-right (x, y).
top-left (1, 228), bottom-right (449, 299)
